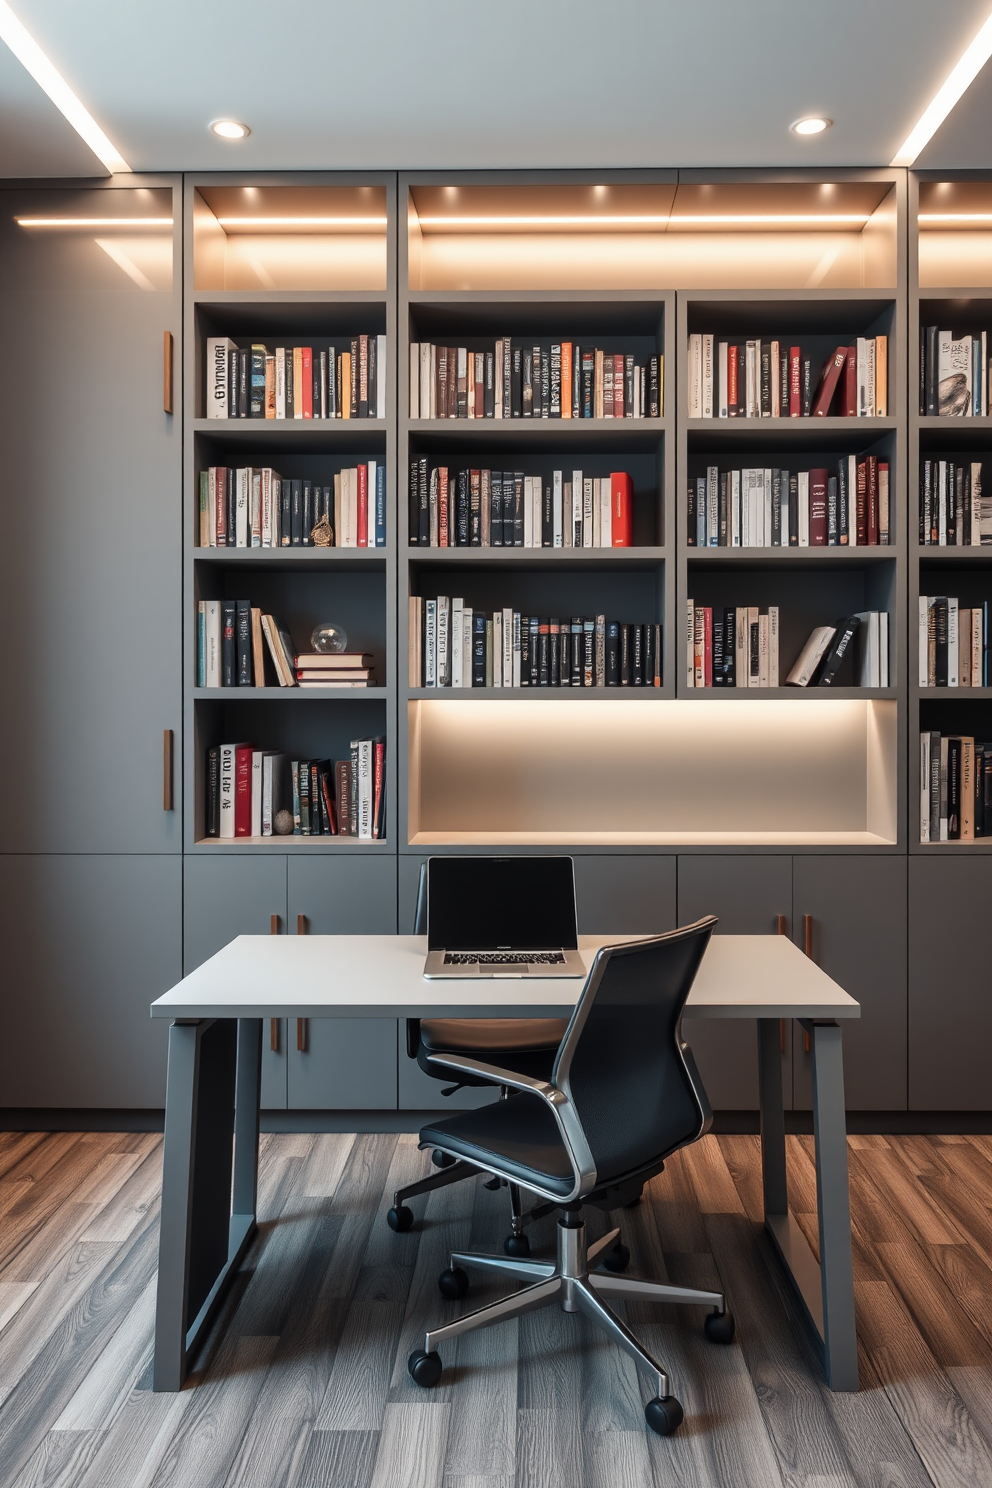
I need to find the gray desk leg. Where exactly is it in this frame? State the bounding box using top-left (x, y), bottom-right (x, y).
top-left (233, 1018), bottom-right (262, 1220)
top-left (154, 1017), bottom-right (256, 1391)
top-left (807, 1018), bottom-right (858, 1392)
top-left (757, 1018), bottom-right (788, 1216)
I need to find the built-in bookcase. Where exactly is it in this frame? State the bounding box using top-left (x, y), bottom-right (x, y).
top-left (909, 173), bottom-right (992, 852)
top-left (183, 175), bottom-right (397, 850)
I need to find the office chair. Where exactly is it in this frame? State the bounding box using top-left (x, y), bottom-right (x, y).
top-left (386, 862), bottom-right (571, 1257)
top-left (406, 917), bottom-right (734, 1437)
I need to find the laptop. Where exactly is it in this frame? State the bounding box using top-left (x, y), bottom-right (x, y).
top-left (423, 855), bottom-right (586, 978)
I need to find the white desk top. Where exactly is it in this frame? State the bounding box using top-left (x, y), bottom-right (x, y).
top-left (151, 933), bottom-right (859, 1022)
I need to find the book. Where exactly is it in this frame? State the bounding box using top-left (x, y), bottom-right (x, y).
top-left (206, 337), bottom-right (237, 418)
top-left (694, 335), bottom-right (888, 419)
top-left (786, 626), bottom-right (836, 687)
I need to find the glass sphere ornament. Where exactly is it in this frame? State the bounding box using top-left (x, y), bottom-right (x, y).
top-left (310, 621), bottom-right (348, 655)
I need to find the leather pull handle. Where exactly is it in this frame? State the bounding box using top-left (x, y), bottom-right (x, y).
top-left (776, 916), bottom-right (787, 1051)
top-left (802, 915), bottom-right (813, 1052)
top-left (163, 331), bottom-right (173, 414)
top-left (297, 913), bottom-right (308, 935)
top-left (163, 729), bottom-right (174, 810)
top-left (270, 913), bottom-right (281, 935)
top-left (270, 1018), bottom-right (279, 1053)
top-left (297, 1017), bottom-right (308, 1053)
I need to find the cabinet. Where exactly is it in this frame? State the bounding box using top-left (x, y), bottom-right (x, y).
top-left (0, 855), bottom-right (180, 1108)
top-left (792, 856), bottom-right (907, 1111)
top-left (909, 858), bottom-right (992, 1110)
top-left (678, 855), bottom-right (794, 1110)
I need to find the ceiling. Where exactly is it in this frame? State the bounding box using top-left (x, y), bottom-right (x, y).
top-left (3, 0), bottom-right (992, 177)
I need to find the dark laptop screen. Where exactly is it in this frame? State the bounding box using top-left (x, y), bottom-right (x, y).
top-left (427, 856), bottom-right (578, 952)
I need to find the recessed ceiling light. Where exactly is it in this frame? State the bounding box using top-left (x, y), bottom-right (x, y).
top-left (210, 120), bottom-right (250, 140)
top-left (791, 117), bottom-right (832, 137)
top-left (891, 12), bottom-right (992, 165)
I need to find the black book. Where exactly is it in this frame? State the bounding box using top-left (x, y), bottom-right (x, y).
top-left (290, 479), bottom-right (303, 546)
top-left (502, 337), bottom-right (513, 416)
top-left (522, 350), bottom-right (533, 417)
top-left (749, 620), bottom-right (760, 684)
top-left (543, 482), bottom-right (553, 546)
top-left (921, 458), bottom-right (932, 545)
top-left (827, 475), bottom-right (839, 546)
top-left (947, 737), bottom-right (961, 839)
top-left (934, 598), bottom-right (949, 686)
top-left (780, 346), bottom-right (789, 415)
top-left (250, 345), bottom-right (266, 418)
top-left (719, 471), bottom-right (729, 546)
top-left (315, 761), bottom-right (333, 834)
top-left (237, 347), bottom-right (249, 418)
top-left (367, 335), bottom-right (377, 419)
top-left (723, 606), bottom-right (736, 685)
top-left (606, 622), bottom-right (620, 685)
top-left (205, 746), bottom-right (220, 836)
top-left (919, 324), bottom-right (927, 415)
top-left (519, 614), bottom-right (530, 683)
top-left (540, 347), bottom-right (550, 417)
top-left (472, 613), bottom-right (486, 686)
top-left (801, 357), bottom-right (813, 417)
top-left (457, 469), bottom-right (470, 546)
top-left (632, 623), bottom-right (644, 684)
top-left (513, 471), bottom-right (525, 547)
top-left (648, 355), bottom-right (660, 418)
top-left (963, 465), bottom-right (972, 546)
top-left (490, 472), bottom-right (503, 547)
top-left (759, 340), bottom-right (772, 416)
top-left (583, 619), bottom-right (595, 683)
top-left (469, 469), bottom-right (482, 545)
top-left (484, 352), bottom-right (495, 417)
top-left (321, 484), bottom-right (332, 526)
top-left (625, 354), bottom-right (635, 417)
top-left (302, 479), bottom-right (313, 545)
top-left (227, 348), bottom-right (238, 420)
top-left (418, 457), bottom-right (430, 547)
top-left (221, 600), bottom-right (236, 686)
top-left (620, 623), bottom-right (631, 685)
top-left (280, 475), bottom-right (292, 546)
top-left (686, 481), bottom-right (697, 545)
top-left (771, 470), bottom-right (781, 547)
top-left (549, 621), bottom-right (560, 686)
top-left (511, 345), bottom-right (523, 417)
top-left (528, 617), bottom-right (540, 685)
top-left (815, 615), bottom-right (862, 686)
top-left (837, 459), bottom-right (849, 544)
top-left (328, 348), bottom-right (337, 418)
top-left (285, 345), bottom-right (295, 418)
top-left (788, 473), bottom-right (799, 545)
top-left (581, 348), bottom-right (594, 418)
top-left (570, 618), bottom-right (583, 686)
top-left (226, 467), bottom-right (236, 547)
top-left (299, 760), bottom-right (311, 836)
top-left (550, 344), bottom-right (561, 417)
top-left (236, 599), bottom-right (252, 685)
top-left (645, 621), bottom-right (657, 686)
top-left (925, 326), bottom-right (938, 416)
top-left (538, 620), bottom-right (550, 686)
top-left (350, 339), bottom-right (360, 418)
top-left (409, 459), bottom-right (420, 544)
top-left (712, 618), bottom-right (724, 686)
top-left (501, 472), bottom-right (515, 547)
top-left (573, 346), bottom-right (581, 418)
top-left (318, 349), bottom-right (328, 419)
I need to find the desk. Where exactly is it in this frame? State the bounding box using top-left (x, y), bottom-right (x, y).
top-left (150, 933), bottom-right (860, 1393)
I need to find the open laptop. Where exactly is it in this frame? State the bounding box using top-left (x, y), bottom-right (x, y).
top-left (423, 855), bottom-right (586, 978)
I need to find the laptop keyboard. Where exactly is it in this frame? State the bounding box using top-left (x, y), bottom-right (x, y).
top-left (442, 951), bottom-right (566, 966)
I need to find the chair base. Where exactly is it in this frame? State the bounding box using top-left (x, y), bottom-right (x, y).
top-left (410, 1214), bottom-right (732, 1435)
top-left (390, 1162), bottom-right (547, 1255)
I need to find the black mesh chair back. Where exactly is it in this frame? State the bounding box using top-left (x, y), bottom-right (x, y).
top-left (552, 919), bottom-right (717, 1189)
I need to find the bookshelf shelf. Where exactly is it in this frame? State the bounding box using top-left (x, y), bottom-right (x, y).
top-left (407, 545), bottom-right (664, 566)
top-left (192, 418), bottom-right (387, 445)
top-left (406, 686), bottom-right (670, 701)
top-left (193, 548), bottom-right (390, 569)
top-left (407, 830), bottom-right (897, 849)
top-left (685, 417), bottom-right (897, 446)
top-left (683, 547), bottom-right (896, 565)
top-left (194, 688), bottom-right (386, 702)
top-left (191, 836), bottom-right (392, 852)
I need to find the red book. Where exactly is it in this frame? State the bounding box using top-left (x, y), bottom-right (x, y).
top-left (438, 467), bottom-right (449, 547)
top-left (611, 471), bottom-right (634, 546)
top-left (561, 343), bottom-right (573, 418)
top-left (811, 346), bottom-right (848, 416)
top-left (215, 466), bottom-right (227, 545)
top-left (727, 347), bottom-right (739, 416)
top-left (789, 348), bottom-right (801, 417)
top-left (809, 467), bottom-right (829, 546)
top-left (856, 460), bottom-right (867, 546)
top-left (301, 348), bottom-right (313, 418)
top-left (372, 739), bottom-right (385, 838)
top-left (841, 346), bottom-right (857, 416)
top-left (357, 463), bottom-right (368, 547)
top-left (613, 354), bottom-right (625, 419)
top-left (866, 455), bottom-right (879, 545)
top-left (234, 745), bottom-right (254, 836)
top-left (703, 607), bottom-right (713, 687)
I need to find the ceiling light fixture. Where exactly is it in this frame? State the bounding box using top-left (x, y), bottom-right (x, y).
top-left (891, 10), bottom-right (992, 164)
top-left (0, 0), bottom-right (130, 173)
top-left (791, 117), bottom-right (832, 136)
top-left (210, 119), bottom-right (250, 140)
top-left (216, 215), bottom-right (386, 226)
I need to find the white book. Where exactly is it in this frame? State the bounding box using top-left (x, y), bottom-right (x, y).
top-left (771, 342), bottom-right (780, 417)
top-left (856, 338), bottom-right (869, 416)
top-left (513, 612), bottom-right (522, 687)
top-left (592, 477), bottom-right (601, 548)
top-left (763, 467), bottom-right (773, 548)
top-left (261, 752), bottom-right (284, 837)
top-left (218, 742), bottom-right (242, 838)
top-left (409, 343), bottom-right (419, 419)
top-left (918, 596), bottom-right (930, 688)
top-left (492, 611), bottom-right (503, 688)
top-left (940, 738), bottom-right (949, 839)
top-left (260, 468), bottom-right (272, 547)
top-left (235, 468), bottom-right (249, 547)
top-left (786, 626), bottom-right (835, 687)
top-left (686, 600), bottom-right (695, 688)
top-left (687, 335), bottom-right (702, 418)
top-left (436, 596), bottom-right (450, 687)
top-left (376, 334), bottom-right (387, 419)
top-left (357, 739), bottom-right (373, 839)
top-left (865, 338), bottom-right (876, 418)
top-left (972, 607), bottom-right (983, 687)
top-left (523, 475), bottom-right (533, 548)
top-left (583, 477), bottom-right (594, 548)
top-left (533, 476), bottom-right (543, 547)
top-left (971, 462), bottom-right (983, 545)
top-left (947, 597), bottom-right (959, 685)
top-left (420, 343), bottom-right (432, 419)
top-left (736, 607), bottom-right (748, 687)
top-left (451, 597), bottom-right (463, 688)
top-left (206, 337), bottom-right (236, 418)
top-left (197, 602), bottom-right (206, 686)
top-left (880, 611), bottom-right (889, 687)
top-left (702, 334), bottom-right (714, 418)
top-left (250, 750), bottom-right (266, 838)
top-left (462, 607), bottom-right (473, 688)
top-left (562, 483), bottom-right (572, 547)
top-left (798, 471), bottom-right (809, 546)
top-left (205, 600), bottom-right (221, 687)
top-left (553, 470), bottom-right (563, 547)
top-left (503, 607), bottom-right (514, 687)
top-left (250, 469), bottom-right (261, 546)
top-left (780, 473), bottom-right (790, 547)
top-left (768, 606), bottom-right (780, 686)
top-left (707, 466), bottom-right (719, 547)
top-left (758, 614), bottom-right (769, 688)
top-left (275, 347), bottom-right (286, 419)
top-left (745, 341), bottom-right (757, 417)
top-left (731, 470), bottom-right (741, 546)
top-left (572, 471), bottom-right (583, 548)
top-left (600, 479), bottom-right (612, 546)
top-left (855, 610), bottom-right (879, 687)
top-left (920, 732), bottom-right (931, 843)
top-left (409, 595), bottom-right (422, 687)
top-left (424, 600), bottom-right (437, 686)
top-left (718, 342), bottom-right (729, 418)
top-left (938, 461), bottom-right (948, 545)
top-left (495, 341), bottom-right (503, 418)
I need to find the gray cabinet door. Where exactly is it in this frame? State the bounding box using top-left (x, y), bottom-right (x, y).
top-left (287, 856), bottom-right (398, 1110)
top-left (573, 855), bottom-right (677, 932)
top-left (792, 857), bottom-right (907, 1112)
top-left (678, 855), bottom-right (794, 1111)
top-left (183, 853), bottom-right (288, 1108)
top-left (0, 186), bottom-right (181, 853)
top-left (909, 859), bottom-right (992, 1111)
top-left (0, 855), bottom-right (180, 1109)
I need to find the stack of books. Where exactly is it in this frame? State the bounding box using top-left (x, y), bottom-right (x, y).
top-left (687, 335), bottom-right (887, 418)
top-left (919, 460), bottom-right (991, 546)
top-left (409, 461), bottom-right (633, 547)
top-left (206, 336), bottom-right (386, 419)
top-left (920, 734), bottom-right (992, 841)
top-left (918, 599), bottom-right (989, 686)
top-left (198, 464), bottom-right (386, 548)
top-left (919, 327), bottom-right (989, 416)
top-left (295, 652), bottom-right (375, 689)
top-left (687, 458), bottom-right (890, 547)
top-left (686, 603), bottom-right (779, 688)
top-left (205, 741), bottom-right (385, 839)
top-left (409, 340), bottom-right (662, 419)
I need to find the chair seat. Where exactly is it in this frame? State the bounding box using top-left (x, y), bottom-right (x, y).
top-left (417, 1017), bottom-right (568, 1085)
top-left (420, 1093), bottom-right (575, 1196)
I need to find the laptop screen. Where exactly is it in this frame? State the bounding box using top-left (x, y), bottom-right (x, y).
top-left (427, 856), bottom-right (578, 952)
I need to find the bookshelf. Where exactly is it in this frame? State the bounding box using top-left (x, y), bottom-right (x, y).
top-left (182, 175), bottom-right (397, 853)
top-left (909, 173), bottom-right (992, 853)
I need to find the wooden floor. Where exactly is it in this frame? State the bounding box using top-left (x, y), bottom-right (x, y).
top-left (3, 1131), bottom-right (992, 1488)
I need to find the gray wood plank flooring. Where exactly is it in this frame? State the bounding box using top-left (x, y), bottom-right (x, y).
top-left (2, 1130), bottom-right (991, 1488)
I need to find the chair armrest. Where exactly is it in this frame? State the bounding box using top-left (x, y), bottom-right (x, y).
top-left (424, 1051), bottom-right (596, 1202)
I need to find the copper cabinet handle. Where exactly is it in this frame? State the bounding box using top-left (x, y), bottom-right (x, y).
top-left (270, 1019), bottom-right (280, 1053)
top-left (776, 915), bottom-right (787, 1050)
top-left (802, 915), bottom-right (813, 1051)
top-left (163, 331), bottom-right (173, 414)
top-left (297, 914), bottom-right (308, 935)
top-left (163, 729), bottom-right (174, 811)
top-left (297, 1018), bottom-right (308, 1053)
top-left (270, 913), bottom-right (281, 935)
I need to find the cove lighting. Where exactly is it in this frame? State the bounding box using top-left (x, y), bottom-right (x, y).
top-left (417, 214), bottom-right (670, 226)
top-left (891, 10), bottom-right (992, 165)
top-left (215, 216), bottom-right (387, 227)
top-left (0, 0), bottom-right (130, 173)
top-left (919, 212), bottom-right (992, 223)
top-left (15, 216), bottom-right (172, 228)
top-left (791, 117), bottom-right (832, 136)
top-left (670, 213), bottom-right (865, 225)
top-left (210, 119), bottom-right (250, 140)
top-left (416, 212), bottom-right (867, 228)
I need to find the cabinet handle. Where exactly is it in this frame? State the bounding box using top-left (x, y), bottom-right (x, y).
top-left (163, 729), bottom-right (174, 811)
top-left (776, 915), bottom-right (787, 1051)
top-left (802, 915), bottom-right (813, 1052)
top-left (297, 1017), bottom-right (308, 1053)
top-left (163, 331), bottom-right (173, 414)
top-left (270, 1018), bottom-right (280, 1053)
top-left (270, 913), bottom-right (281, 935)
top-left (297, 913), bottom-right (308, 935)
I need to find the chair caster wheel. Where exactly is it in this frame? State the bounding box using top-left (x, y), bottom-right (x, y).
top-left (602, 1242), bottom-right (630, 1273)
top-left (503, 1232), bottom-right (531, 1257)
top-left (408, 1348), bottom-right (443, 1388)
top-left (386, 1205), bottom-right (414, 1233)
top-left (483, 1176), bottom-right (502, 1191)
top-left (438, 1266), bottom-right (470, 1300)
top-left (704, 1309), bottom-right (735, 1345)
top-left (431, 1149), bottom-right (456, 1168)
top-left (624, 1186), bottom-right (644, 1208)
top-left (645, 1395), bottom-right (684, 1436)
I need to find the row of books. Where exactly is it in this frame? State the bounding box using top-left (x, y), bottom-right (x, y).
top-left (919, 328), bottom-right (989, 416)
top-left (205, 741), bottom-right (385, 839)
top-left (687, 458), bottom-right (890, 548)
top-left (197, 465), bottom-right (386, 549)
top-left (196, 601), bottom-right (376, 689)
top-left (206, 336), bottom-right (387, 420)
top-left (687, 335), bottom-right (888, 419)
top-left (919, 734), bottom-right (992, 841)
top-left (408, 460), bottom-right (634, 547)
top-left (408, 597), bottom-right (662, 688)
top-left (917, 599), bottom-right (989, 687)
top-left (408, 341), bottom-right (662, 421)
top-left (686, 604), bottom-right (889, 688)
top-left (919, 461), bottom-right (991, 546)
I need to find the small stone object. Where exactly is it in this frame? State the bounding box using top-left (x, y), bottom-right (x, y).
top-left (311, 621), bottom-right (348, 655)
top-left (273, 809), bottom-right (295, 836)
top-left (311, 514), bottom-right (333, 547)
